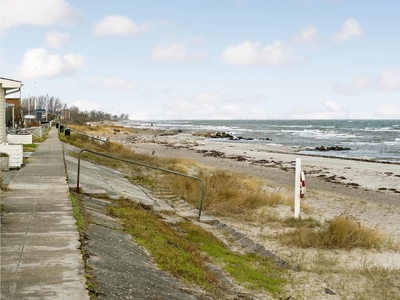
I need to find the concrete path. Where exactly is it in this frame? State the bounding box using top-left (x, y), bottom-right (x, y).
top-left (1, 128), bottom-right (89, 299)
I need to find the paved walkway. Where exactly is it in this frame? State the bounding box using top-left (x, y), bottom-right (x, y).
top-left (1, 128), bottom-right (89, 299)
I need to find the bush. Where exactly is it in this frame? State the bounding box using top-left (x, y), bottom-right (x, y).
top-left (279, 214), bottom-right (384, 250)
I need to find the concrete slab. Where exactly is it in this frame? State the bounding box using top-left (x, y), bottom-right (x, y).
top-left (176, 211), bottom-right (199, 219)
top-left (83, 189), bottom-right (108, 198)
top-left (198, 214), bottom-right (219, 225)
top-left (63, 143), bottom-right (158, 206)
top-left (1, 128), bottom-right (89, 299)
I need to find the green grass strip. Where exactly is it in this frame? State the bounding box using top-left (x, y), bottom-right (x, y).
top-left (70, 194), bottom-right (85, 235)
top-left (178, 221), bottom-right (287, 296)
top-left (108, 199), bottom-right (220, 293)
top-left (23, 144), bottom-right (39, 152)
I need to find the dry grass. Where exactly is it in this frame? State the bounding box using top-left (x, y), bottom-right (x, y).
top-left (62, 123), bottom-right (399, 299)
top-left (158, 169), bottom-right (291, 217)
top-left (286, 251), bottom-right (400, 300)
top-left (64, 130), bottom-right (290, 218)
top-left (0, 173), bottom-right (9, 192)
top-left (69, 123), bottom-right (131, 136)
top-left (279, 214), bottom-right (384, 250)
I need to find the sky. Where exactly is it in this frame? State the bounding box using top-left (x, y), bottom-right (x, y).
top-left (1, 0), bottom-right (400, 120)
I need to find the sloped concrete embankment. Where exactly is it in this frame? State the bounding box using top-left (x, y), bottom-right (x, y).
top-left (63, 143), bottom-right (294, 298)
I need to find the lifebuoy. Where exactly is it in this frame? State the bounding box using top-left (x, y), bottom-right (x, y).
top-left (300, 171), bottom-right (306, 198)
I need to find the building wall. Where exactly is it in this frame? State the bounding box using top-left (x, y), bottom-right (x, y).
top-left (6, 99), bottom-right (20, 127)
top-left (0, 84), bottom-right (5, 142)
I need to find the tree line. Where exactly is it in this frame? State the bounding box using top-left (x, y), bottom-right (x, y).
top-left (8, 95), bottom-right (129, 128)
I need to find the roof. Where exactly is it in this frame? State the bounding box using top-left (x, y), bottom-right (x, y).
top-left (0, 77), bottom-right (22, 89)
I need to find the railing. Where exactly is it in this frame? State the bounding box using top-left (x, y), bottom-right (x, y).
top-left (6, 127), bottom-right (43, 138)
top-left (76, 149), bottom-right (205, 220)
top-left (6, 122), bottom-right (52, 138)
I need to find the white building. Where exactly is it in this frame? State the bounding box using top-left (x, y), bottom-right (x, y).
top-left (1, 77), bottom-right (24, 169)
top-left (0, 77), bottom-right (22, 142)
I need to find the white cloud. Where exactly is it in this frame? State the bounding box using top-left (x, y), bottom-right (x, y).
top-left (83, 76), bottom-right (135, 92)
top-left (288, 100), bottom-right (349, 119)
top-left (71, 100), bottom-right (102, 112)
top-left (374, 104), bottom-right (400, 119)
top-left (93, 15), bottom-right (157, 37)
top-left (292, 25), bottom-right (319, 48)
top-left (151, 43), bottom-right (207, 62)
top-left (143, 88), bottom-right (154, 99)
top-left (46, 30), bottom-right (71, 48)
top-left (332, 18), bottom-right (363, 43)
top-left (162, 91), bottom-right (271, 119)
top-left (15, 48), bottom-right (84, 80)
top-left (222, 40), bottom-right (302, 66)
top-left (162, 87), bottom-right (174, 95)
top-left (129, 111), bottom-right (150, 120)
top-left (335, 70), bottom-right (400, 95)
top-left (334, 74), bottom-right (375, 95)
top-left (189, 35), bottom-right (205, 45)
top-left (1, 0), bottom-right (80, 33)
top-left (378, 70), bottom-right (400, 91)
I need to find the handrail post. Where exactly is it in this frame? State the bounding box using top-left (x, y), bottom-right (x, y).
top-left (76, 150), bottom-right (82, 193)
top-left (198, 179), bottom-right (205, 220)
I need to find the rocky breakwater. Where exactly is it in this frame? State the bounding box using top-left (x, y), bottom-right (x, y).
top-left (193, 131), bottom-right (271, 141)
top-left (193, 131), bottom-right (233, 139)
top-left (315, 145), bottom-right (351, 151)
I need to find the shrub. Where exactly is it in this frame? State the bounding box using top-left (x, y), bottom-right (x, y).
top-left (279, 214), bottom-right (384, 250)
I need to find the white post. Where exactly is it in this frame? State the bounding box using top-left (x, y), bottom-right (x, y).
top-left (294, 158), bottom-right (301, 218)
top-left (46, 94), bottom-right (49, 121)
top-left (11, 105), bottom-right (14, 128)
top-left (34, 82), bottom-right (36, 111)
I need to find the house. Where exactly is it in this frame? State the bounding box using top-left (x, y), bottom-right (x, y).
top-left (1, 77), bottom-right (24, 169)
top-left (34, 109), bottom-right (47, 122)
top-left (60, 108), bottom-right (70, 121)
top-left (0, 77), bottom-right (22, 142)
top-left (6, 98), bottom-right (21, 128)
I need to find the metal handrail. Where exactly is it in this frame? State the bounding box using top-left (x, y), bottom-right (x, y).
top-left (76, 149), bottom-right (205, 219)
top-left (67, 128), bottom-right (109, 143)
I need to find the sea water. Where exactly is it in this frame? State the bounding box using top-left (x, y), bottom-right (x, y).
top-left (127, 119), bottom-right (400, 163)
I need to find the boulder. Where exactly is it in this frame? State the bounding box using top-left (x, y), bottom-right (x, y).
top-left (315, 145), bottom-right (351, 151)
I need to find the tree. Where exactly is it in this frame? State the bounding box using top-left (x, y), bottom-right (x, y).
top-left (12, 94), bottom-right (128, 127)
top-left (69, 106), bottom-right (80, 121)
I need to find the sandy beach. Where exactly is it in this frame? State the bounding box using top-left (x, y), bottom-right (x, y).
top-left (89, 122), bottom-right (400, 298)
top-left (117, 127), bottom-right (400, 192)
top-left (108, 125), bottom-right (400, 228)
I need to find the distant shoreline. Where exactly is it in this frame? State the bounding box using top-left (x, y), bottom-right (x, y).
top-left (116, 120), bottom-right (400, 165)
top-left (100, 121), bottom-right (400, 204)
top-left (113, 121), bottom-right (400, 165)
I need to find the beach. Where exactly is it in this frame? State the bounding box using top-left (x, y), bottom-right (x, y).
top-left (117, 127), bottom-right (400, 193)
top-left (89, 122), bottom-right (400, 298)
top-left (105, 124), bottom-right (400, 234)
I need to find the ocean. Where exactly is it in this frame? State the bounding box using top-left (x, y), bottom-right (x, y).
top-left (127, 119), bottom-right (400, 163)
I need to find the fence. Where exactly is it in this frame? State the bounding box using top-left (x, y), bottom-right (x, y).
top-left (0, 143), bottom-right (23, 168)
top-left (6, 134), bottom-right (33, 144)
top-left (6, 121), bottom-right (52, 139)
top-left (7, 127), bottom-right (43, 139)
